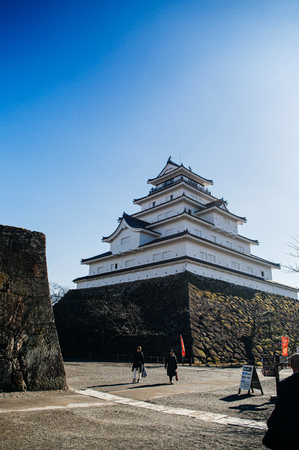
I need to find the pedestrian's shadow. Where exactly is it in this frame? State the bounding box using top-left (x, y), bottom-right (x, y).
top-left (220, 394), bottom-right (272, 412)
top-left (127, 383), bottom-right (169, 390)
top-left (86, 383), bottom-right (132, 388)
top-left (228, 403), bottom-right (272, 412)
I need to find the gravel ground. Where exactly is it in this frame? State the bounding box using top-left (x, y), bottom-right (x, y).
top-left (0, 360), bottom-right (288, 450)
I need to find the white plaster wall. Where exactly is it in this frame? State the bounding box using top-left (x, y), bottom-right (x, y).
top-left (139, 230), bottom-right (158, 246)
top-left (110, 228), bottom-right (140, 255)
top-left (139, 184), bottom-right (211, 212)
top-left (87, 239), bottom-right (187, 277)
top-left (196, 211), bottom-right (215, 225)
top-left (214, 214), bottom-right (238, 234)
top-left (151, 216), bottom-right (188, 236)
top-left (89, 229), bottom-right (272, 281)
top-left (77, 261), bottom-right (297, 299)
top-left (185, 239), bottom-right (272, 279)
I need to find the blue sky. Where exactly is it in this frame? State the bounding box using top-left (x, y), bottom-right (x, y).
top-left (1, 0), bottom-right (299, 290)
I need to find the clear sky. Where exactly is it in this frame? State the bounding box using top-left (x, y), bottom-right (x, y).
top-left (1, 0), bottom-right (299, 290)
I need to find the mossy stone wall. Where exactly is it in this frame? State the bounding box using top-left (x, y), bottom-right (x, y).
top-left (54, 272), bottom-right (299, 363)
top-left (0, 225), bottom-right (67, 391)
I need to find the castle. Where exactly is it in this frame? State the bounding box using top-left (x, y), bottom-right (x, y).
top-left (74, 158), bottom-right (298, 299)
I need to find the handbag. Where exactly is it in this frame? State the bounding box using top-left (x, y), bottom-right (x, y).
top-left (142, 368), bottom-right (147, 377)
top-left (175, 372), bottom-right (178, 381)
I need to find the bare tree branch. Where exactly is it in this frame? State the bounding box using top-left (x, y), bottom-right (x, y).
top-left (285, 234), bottom-right (299, 273)
top-left (50, 282), bottom-right (69, 305)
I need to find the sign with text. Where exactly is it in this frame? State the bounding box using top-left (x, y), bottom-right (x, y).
top-left (239, 365), bottom-right (254, 391)
top-left (239, 365), bottom-right (263, 395)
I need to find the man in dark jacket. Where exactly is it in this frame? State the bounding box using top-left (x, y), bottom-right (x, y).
top-left (263, 353), bottom-right (299, 449)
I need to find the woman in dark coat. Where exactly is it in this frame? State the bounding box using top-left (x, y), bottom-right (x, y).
top-left (131, 346), bottom-right (144, 383)
top-left (165, 349), bottom-right (178, 384)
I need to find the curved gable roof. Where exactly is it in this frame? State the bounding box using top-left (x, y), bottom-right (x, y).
top-left (102, 212), bottom-right (160, 242)
top-left (195, 198), bottom-right (246, 223)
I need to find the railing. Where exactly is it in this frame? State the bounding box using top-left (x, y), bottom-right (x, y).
top-left (149, 177), bottom-right (211, 196)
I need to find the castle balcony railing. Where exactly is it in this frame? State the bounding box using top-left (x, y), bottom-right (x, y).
top-left (149, 176), bottom-right (211, 196)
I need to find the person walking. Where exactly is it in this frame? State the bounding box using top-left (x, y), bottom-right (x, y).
top-left (263, 353), bottom-right (299, 449)
top-left (131, 346), bottom-right (144, 383)
top-left (165, 348), bottom-right (178, 384)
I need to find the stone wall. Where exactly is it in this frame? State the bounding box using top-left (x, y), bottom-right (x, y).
top-left (0, 225), bottom-right (67, 391)
top-left (54, 272), bottom-right (299, 364)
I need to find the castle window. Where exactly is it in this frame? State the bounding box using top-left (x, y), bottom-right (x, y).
top-left (261, 271), bottom-right (265, 277)
top-left (210, 235), bottom-right (216, 242)
top-left (166, 195), bottom-right (173, 201)
top-left (247, 266), bottom-right (253, 274)
top-left (158, 213), bottom-right (165, 221)
top-left (111, 263), bottom-right (118, 270)
top-left (121, 236), bottom-right (130, 245)
top-left (231, 261), bottom-right (240, 270)
top-left (226, 241), bottom-right (232, 248)
top-left (166, 210), bottom-right (173, 218)
top-left (194, 229), bottom-right (202, 237)
top-left (125, 259), bottom-right (135, 268)
top-left (208, 254), bottom-right (216, 263)
top-left (149, 201), bottom-right (156, 208)
top-left (97, 266), bottom-right (104, 273)
top-left (200, 252), bottom-right (207, 260)
top-left (153, 253), bottom-right (161, 261)
top-left (162, 251), bottom-right (171, 259)
top-left (239, 246), bottom-right (244, 253)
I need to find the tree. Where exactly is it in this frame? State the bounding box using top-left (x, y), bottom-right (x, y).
top-left (50, 282), bottom-right (69, 305)
top-left (285, 234), bottom-right (299, 273)
top-left (86, 297), bottom-right (147, 341)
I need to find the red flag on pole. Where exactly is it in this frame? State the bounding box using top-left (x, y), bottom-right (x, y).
top-left (282, 336), bottom-right (289, 357)
top-left (180, 334), bottom-right (186, 358)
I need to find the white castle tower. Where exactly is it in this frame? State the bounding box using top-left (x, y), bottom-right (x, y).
top-left (74, 158), bottom-right (298, 299)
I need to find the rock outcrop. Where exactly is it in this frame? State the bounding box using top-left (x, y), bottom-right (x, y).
top-left (0, 225), bottom-right (67, 391)
top-left (54, 272), bottom-right (299, 364)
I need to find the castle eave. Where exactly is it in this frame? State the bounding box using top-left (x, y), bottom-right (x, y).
top-left (74, 255), bottom-right (279, 285)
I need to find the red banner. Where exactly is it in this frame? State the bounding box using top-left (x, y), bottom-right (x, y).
top-left (282, 336), bottom-right (289, 356)
top-left (180, 334), bottom-right (186, 358)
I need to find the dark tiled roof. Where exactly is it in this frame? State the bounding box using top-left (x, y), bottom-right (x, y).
top-left (166, 157), bottom-right (180, 168)
top-left (197, 199), bottom-right (246, 222)
top-left (102, 213), bottom-right (159, 241)
top-left (238, 234), bottom-right (259, 244)
top-left (122, 212), bottom-right (150, 229)
top-left (148, 160), bottom-right (213, 184)
top-left (205, 198), bottom-right (227, 209)
top-left (81, 251), bottom-right (112, 263)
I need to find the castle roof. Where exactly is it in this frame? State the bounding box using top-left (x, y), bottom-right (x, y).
top-left (195, 198), bottom-right (246, 224)
top-left (102, 212), bottom-right (160, 243)
top-left (147, 157), bottom-right (213, 187)
top-left (81, 251), bottom-right (112, 264)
